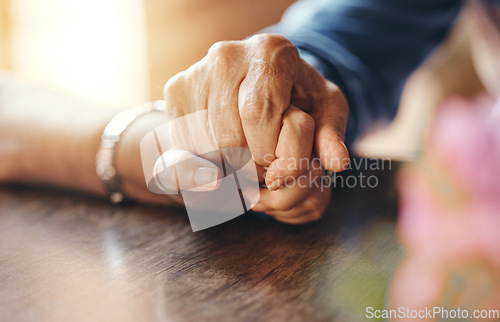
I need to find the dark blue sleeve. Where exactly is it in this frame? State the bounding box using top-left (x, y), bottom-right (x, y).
top-left (264, 0), bottom-right (462, 146)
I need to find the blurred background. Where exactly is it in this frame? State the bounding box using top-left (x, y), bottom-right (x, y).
top-left (0, 0), bottom-right (485, 160)
top-left (0, 0), bottom-right (295, 106)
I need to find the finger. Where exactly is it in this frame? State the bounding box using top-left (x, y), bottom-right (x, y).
top-left (314, 106), bottom-right (350, 172)
top-left (238, 36), bottom-right (298, 167)
top-left (264, 105), bottom-right (315, 191)
top-left (156, 109), bottom-right (219, 156)
top-left (252, 161), bottom-right (324, 212)
top-left (208, 85), bottom-right (247, 151)
top-left (206, 42), bottom-right (247, 151)
top-left (310, 84), bottom-right (350, 172)
top-left (238, 73), bottom-right (291, 167)
top-left (163, 70), bottom-right (191, 120)
top-left (264, 188), bottom-right (330, 224)
top-left (151, 149), bottom-right (221, 194)
top-left (251, 185), bottom-right (312, 213)
top-left (292, 60), bottom-right (350, 172)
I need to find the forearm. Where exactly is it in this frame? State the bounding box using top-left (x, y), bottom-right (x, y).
top-left (0, 76), bottom-right (175, 205)
top-left (0, 76), bottom-right (116, 194)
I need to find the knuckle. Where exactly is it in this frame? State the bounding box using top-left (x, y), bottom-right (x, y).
top-left (252, 34), bottom-right (292, 51)
top-left (207, 41), bottom-right (236, 64)
top-left (239, 95), bottom-right (276, 121)
top-left (163, 71), bottom-right (186, 100)
top-left (251, 34), bottom-right (298, 69)
top-left (206, 41), bottom-right (242, 75)
top-left (208, 41), bottom-right (226, 55)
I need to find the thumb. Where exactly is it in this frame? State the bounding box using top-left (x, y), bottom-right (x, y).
top-left (150, 149), bottom-right (221, 194)
top-left (313, 89), bottom-right (350, 172)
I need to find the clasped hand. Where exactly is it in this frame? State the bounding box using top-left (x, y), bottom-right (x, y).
top-left (154, 34), bottom-right (350, 224)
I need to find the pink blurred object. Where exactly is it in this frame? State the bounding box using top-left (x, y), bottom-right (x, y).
top-left (400, 94), bottom-right (500, 264)
top-left (433, 95), bottom-right (500, 204)
top-left (389, 94), bottom-right (500, 320)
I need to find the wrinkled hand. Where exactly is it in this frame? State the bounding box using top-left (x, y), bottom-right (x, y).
top-left (252, 154), bottom-right (332, 224)
top-left (149, 106), bottom-right (333, 224)
top-left (158, 34), bottom-right (349, 223)
top-left (163, 33), bottom-right (349, 189)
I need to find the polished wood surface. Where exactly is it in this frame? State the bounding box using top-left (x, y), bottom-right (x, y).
top-left (0, 161), bottom-right (402, 322)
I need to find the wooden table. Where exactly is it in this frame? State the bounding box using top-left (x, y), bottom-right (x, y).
top-left (0, 160), bottom-right (403, 322)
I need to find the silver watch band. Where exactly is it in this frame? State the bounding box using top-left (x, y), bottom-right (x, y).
top-left (96, 100), bottom-right (166, 203)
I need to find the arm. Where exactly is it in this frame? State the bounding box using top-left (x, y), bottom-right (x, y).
top-left (265, 0), bottom-right (463, 146)
top-left (0, 75), bottom-right (179, 205)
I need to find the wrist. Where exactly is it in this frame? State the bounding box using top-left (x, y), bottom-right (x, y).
top-left (115, 111), bottom-right (181, 205)
top-left (20, 106), bottom-right (117, 194)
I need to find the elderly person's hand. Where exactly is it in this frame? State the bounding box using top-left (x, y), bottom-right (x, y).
top-left (151, 104), bottom-right (333, 224)
top-left (163, 34), bottom-right (350, 192)
top-left (251, 154), bottom-right (332, 224)
top-left (156, 34), bottom-right (349, 223)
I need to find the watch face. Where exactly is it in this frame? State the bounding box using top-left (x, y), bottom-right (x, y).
top-left (140, 110), bottom-right (260, 231)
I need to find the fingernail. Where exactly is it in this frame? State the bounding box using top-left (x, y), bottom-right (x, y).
top-left (267, 178), bottom-right (285, 191)
top-left (194, 167), bottom-right (218, 188)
